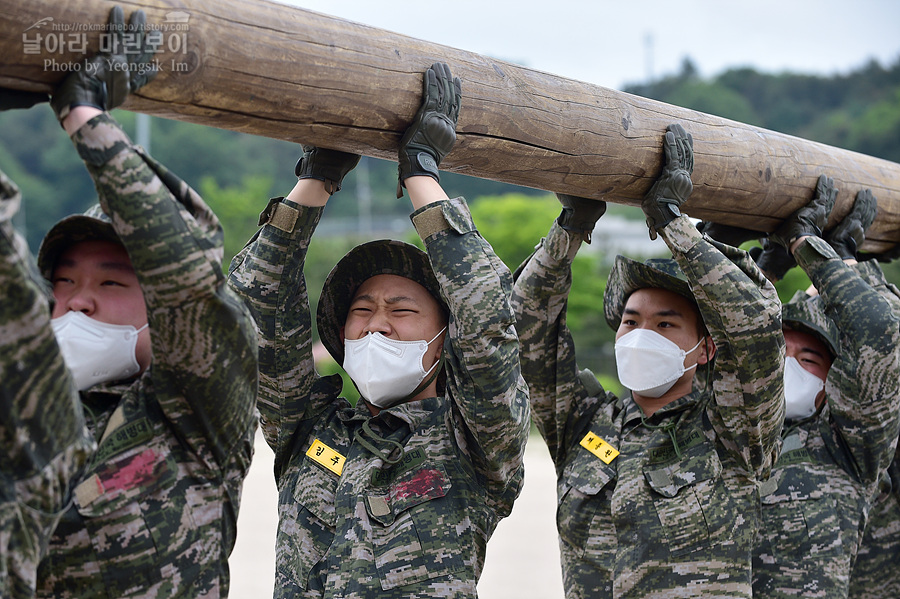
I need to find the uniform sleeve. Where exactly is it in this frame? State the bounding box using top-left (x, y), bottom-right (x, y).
top-left (0, 170), bottom-right (92, 508)
top-left (510, 220), bottom-right (617, 471)
top-left (853, 260), bottom-right (900, 317)
top-left (227, 198), bottom-right (343, 479)
top-left (70, 114), bottom-right (257, 470)
top-left (411, 198), bottom-right (530, 496)
top-left (796, 237), bottom-right (900, 487)
top-left (661, 215), bottom-right (785, 478)
top-left (852, 260), bottom-right (900, 493)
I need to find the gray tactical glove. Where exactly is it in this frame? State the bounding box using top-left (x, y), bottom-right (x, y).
top-left (750, 238), bottom-right (797, 282)
top-left (642, 123), bottom-right (694, 240)
top-left (769, 174), bottom-right (837, 250)
top-left (50, 6), bottom-right (158, 123)
top-left (556, 193), bottom-right (606, 243)
top-left (0, 88), bottom-right (48, 111)
top-left (696, 221), bottom-right (761, 248)
top-left (396, 62), bottom-right (461, 198)
top-left (294, 145), bottom-right (361, 195)
top-left (824, 188), bottom-right (877, 260)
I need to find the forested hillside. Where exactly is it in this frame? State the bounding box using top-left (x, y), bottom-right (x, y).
top-left (624, 58), bottom-right (900, 164)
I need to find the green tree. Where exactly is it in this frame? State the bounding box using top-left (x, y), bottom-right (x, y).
top-left (468, 192), bottom-right (560, 271)
top-left (468, 193), bottom-right (620, 378)
top-left (0, 106), bottom-right (96, 249)
top-left (198, 175), bottom-right (273, 265)
top-left (666, 81), bottom-right (759, 125)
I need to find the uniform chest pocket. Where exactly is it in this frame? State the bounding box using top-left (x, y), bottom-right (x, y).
top-left (559, 445), bottom-right (617, 560)
top-left (759, 463), bottom-right (843, 560)
top-left (73, 438), bottom-right (179, 597)
top-left (277, 450), bottom-right (340, 591)
top-left (644, 441), bottom-right (743, 557)
top-left (365, 464), bottom-right (464, 590)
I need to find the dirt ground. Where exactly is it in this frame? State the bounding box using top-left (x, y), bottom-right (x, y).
top-left (229, 432), bottom-right (565, 598)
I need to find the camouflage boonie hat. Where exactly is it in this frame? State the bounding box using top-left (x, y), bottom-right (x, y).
top-left (316, 239), bottom-right (447, 365)
top-left (603, 255), bottom-right (696, 330)
top-left (782, 290), bottom-right (840, 358)
top-left (37, 204), bottom-right (119, 280)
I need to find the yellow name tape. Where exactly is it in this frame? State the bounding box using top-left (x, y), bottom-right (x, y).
top-left (306, 438), bottom-right (346, 476)
top-left (579, 431), bottom-right (620, 464)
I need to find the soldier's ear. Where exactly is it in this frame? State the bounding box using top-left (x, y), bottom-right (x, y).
top-left (697, 336), bottom-right (716, 365)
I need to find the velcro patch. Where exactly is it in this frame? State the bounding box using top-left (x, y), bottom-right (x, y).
top-left (95, 417), bottom-right (153, 463)
top-left (646, 427), bottom-right (704, 464)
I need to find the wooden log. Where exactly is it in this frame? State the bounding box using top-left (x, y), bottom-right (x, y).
top-left (1, 0), bottom-right (897, 251)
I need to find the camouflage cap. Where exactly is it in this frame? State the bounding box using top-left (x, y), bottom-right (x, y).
top-left (603, 255), bottom-right (696, 330)
top-left (316, 239), bottom-right (447, 365)
top-left (37, 204), bottom-right (120, 280)
top-left (782, 290), bottom-right (840, 358)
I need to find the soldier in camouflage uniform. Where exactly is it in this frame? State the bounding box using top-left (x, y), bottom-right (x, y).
top-left (511, 124), bottom-right (785, 598)
top-left (702, 183), bottom-right (900, 598)
top-left (227, 62), bottom-right (529, 598)
top-left (1, 155), bottom-right (93, 598)
top-left (26, 8), bottom-right (258, 597)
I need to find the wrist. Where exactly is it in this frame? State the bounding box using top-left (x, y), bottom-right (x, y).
top-left (286, 178), bottom-right (330, 207)
top-left (62, 106), bottom-right (104, 136)
top-left (789, 235), bottom-right (809, 255)
top-left (405, 176), bottom-right (449, 211)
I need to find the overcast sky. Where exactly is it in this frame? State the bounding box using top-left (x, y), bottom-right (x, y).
top-left (278, 0), bottom-right (900, 90)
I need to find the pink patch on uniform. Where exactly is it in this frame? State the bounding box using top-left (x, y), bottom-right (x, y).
top-left (101, 448), bottom-right (160, 492)
top-left (393, 469), bottom-right (445, 500)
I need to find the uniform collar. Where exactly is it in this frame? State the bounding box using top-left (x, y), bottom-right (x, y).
top-left (622, 388), bottom-right (704, 428)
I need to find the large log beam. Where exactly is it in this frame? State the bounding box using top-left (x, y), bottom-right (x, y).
top-left (1, 0), bottom-right (898, 251)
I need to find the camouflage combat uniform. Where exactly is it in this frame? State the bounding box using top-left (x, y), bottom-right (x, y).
top-left (33, 114), bottom-right (259, 598)
top-left (752, 238), bottom-right (900, 598)
top-left (511, 215), bottom-right (785, 599)
top-left (227, 196), bottom-right (529, 598)
top-left (0, 170), bottom-right (93, 599)
top-left (846, 260), bottom-right (900, 599)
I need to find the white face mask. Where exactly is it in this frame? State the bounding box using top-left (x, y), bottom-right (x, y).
top-left (51, 311), bottom-right (148, 391)
top-left (343, 328), bottom-right (446, 409)
top-left (615, 329), bottom-right (704, 398)
top-left (783, 356), bottom-right (824, 420)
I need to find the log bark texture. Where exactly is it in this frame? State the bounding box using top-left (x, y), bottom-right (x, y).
top-left (1, 0), bottom-right (898, 251)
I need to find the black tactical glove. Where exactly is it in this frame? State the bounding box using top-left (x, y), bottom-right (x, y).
top-left (642, 123), bottom-right (694, 240)
top-left (50, 6), bottom-right (158, 123)
top-left (556, 193), bottom-right (606, 243)
top-left (824, 188), bottom-right (877, 260)
top-left (696, 221), bottom-right (761, 248)
top-left (768, 174), bottom-right (837, 251)
top-left (749, 238), bottom-right (797, 282)
top-left (396, 62), bottom-right (461, 198)
top-left (294, 145), bottom-right (361, 195)
top-left (0, 88), bottom-right (48, 111)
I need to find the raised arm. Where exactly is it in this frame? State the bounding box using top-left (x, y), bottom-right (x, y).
top-left (798, 188), bottom-right (900, 486)
top-left (227, 147), bottom-right (358, 475)
top-left (511, 194), bottom-right (614, 468)
top-left (400, 63), bottom-right (529, 496)
top-left (50, 7), bottom-right (256, 468)
top-left (0, 165), bottom-right (92, 597)
top-left (644, 124), bottom-right (785, 477)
